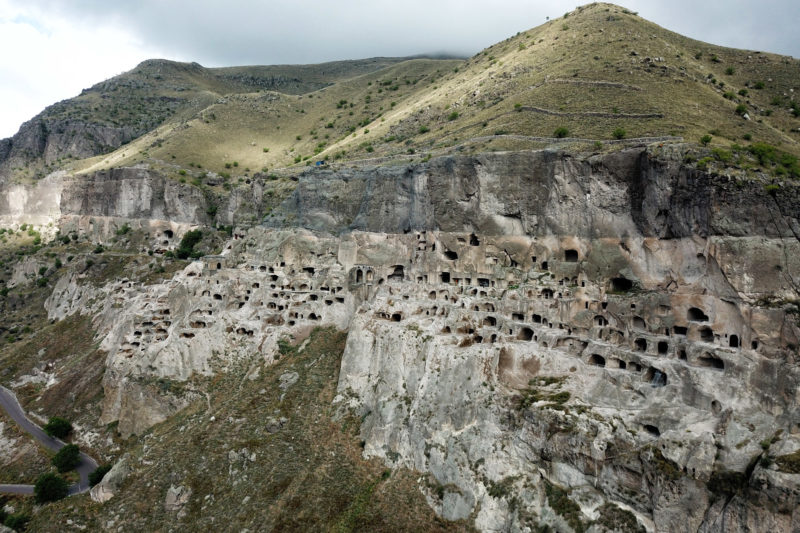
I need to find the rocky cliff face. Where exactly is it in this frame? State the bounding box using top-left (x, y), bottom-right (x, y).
top-left (0, 117), bottom-right (144, 182)
top-left (268, 146), bottom-right (800, 240)
top-left (8, 146), bottom-right (800, 531)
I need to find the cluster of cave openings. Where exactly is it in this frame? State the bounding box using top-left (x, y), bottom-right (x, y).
top-left (354, 267), bottom-right (374, 284)
top-left (564, 249), bottom-right (579, 263)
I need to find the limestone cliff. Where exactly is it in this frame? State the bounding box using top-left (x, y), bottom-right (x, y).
top-left (0, 143), bottom-right (793, 532)
top-left (11, 145), bottom-right (792, 531)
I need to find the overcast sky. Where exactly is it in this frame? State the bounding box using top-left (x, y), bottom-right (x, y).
top-left (1, 0), bottom-right (798, 138)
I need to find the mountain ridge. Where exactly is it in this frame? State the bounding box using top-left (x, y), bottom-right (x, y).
top-left (1, 2), bottom-right (798, 185)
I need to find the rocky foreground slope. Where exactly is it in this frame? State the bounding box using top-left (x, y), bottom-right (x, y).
top-left (0, 144), bottom-right (794, 531)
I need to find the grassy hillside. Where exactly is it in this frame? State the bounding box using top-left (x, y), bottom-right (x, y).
top-left (0, 57), bottom-right (421, 182)
top-left (6, 2), bottom-right (800, 184)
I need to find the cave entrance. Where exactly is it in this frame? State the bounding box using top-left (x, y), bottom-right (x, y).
top-left (588, 354), bottom-right (606, 367)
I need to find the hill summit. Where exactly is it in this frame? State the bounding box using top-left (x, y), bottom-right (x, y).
top-left (1, 2), bottom-right (798, 184)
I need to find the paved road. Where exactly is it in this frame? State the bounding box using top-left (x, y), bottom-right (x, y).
top-left (0, 385), bottom-right (98, 496)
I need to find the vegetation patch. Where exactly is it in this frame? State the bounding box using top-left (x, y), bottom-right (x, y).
top-left (545, 481), bottom-right (586, 533)
top-left (775, 449), bottom-right (800, 474)
top-left (594, 503), bottom-right (645, 533)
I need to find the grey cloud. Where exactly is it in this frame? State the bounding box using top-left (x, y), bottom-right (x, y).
top-left (17, 0), bottom-right (800, 67)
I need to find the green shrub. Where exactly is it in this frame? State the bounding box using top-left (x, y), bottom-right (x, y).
top-left (52, 444), bottom-right (81, 472)
top-left (743, 133), bottom-right (752, 141)
top-left (89, 464), bottom-right (113, 486)
top-left (447, 111), bottom-right (459, 121)
top-left (545, 481), bottom-right (585, 533)
top-left (554, 127), bottom-right (569, 138)
top-left (115, 223), bottom-right (131, 236)
top-left (176, 229), bottom-right (203, 260)
top-left (700, 134), bottom-right (712, 146)
top-left (514, 102), bottom-right (523, 111)
top-left (725, 66), bottom-right (735, 75)
top-left (754, 81), bottom-right (765, 89)
top-left (735, 104), bottom-right (748, 115)
top-left (34, 472), bottom-right (69, 503)
top-left (738, 88), bottom-right (748, 96)
top-left (596, 503), bottom-right (645, 532)
top-left (178, 169), bottom-right (186, 176)
top-left (612, 128), bottom-right (626, 139)
top-left (93, 244), bottom-right (104, 254)
top-left (696, 156), bottom-right (713, 170)
top-left (418, 125), bottom-right (430, 134)
top-left (711, 148), bottom-right (732, 163)
top-left (43, 416), bottom-right (72, 439)
top-left (3, 513), bottom-right (30, 531)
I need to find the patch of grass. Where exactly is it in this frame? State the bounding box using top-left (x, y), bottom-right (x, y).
top-left (775, 449), bottom-right (800, 473)
top-left (545, 481), bottom-right (585, 533)
top-left (649, 447), bottom-right (682, 481)
top-left (594, 502), bottom-right (645, 533)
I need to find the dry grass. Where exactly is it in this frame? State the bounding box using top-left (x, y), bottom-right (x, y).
top-left (61, 3), bottom-right (798, 185)
top-left (22, 327), bottom-right (473, 532)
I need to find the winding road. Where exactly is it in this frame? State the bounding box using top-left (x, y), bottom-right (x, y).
top-left (0, 385), bottom-right (98, 496)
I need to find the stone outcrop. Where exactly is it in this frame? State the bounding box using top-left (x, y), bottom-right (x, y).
top-left (89, 455), bottom-right (130, 504)
top-left (0, 117), bottom-right (142, 182)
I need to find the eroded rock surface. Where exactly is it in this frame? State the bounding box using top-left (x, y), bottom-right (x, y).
top-left (12, 146), bottom-right (800, 531)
